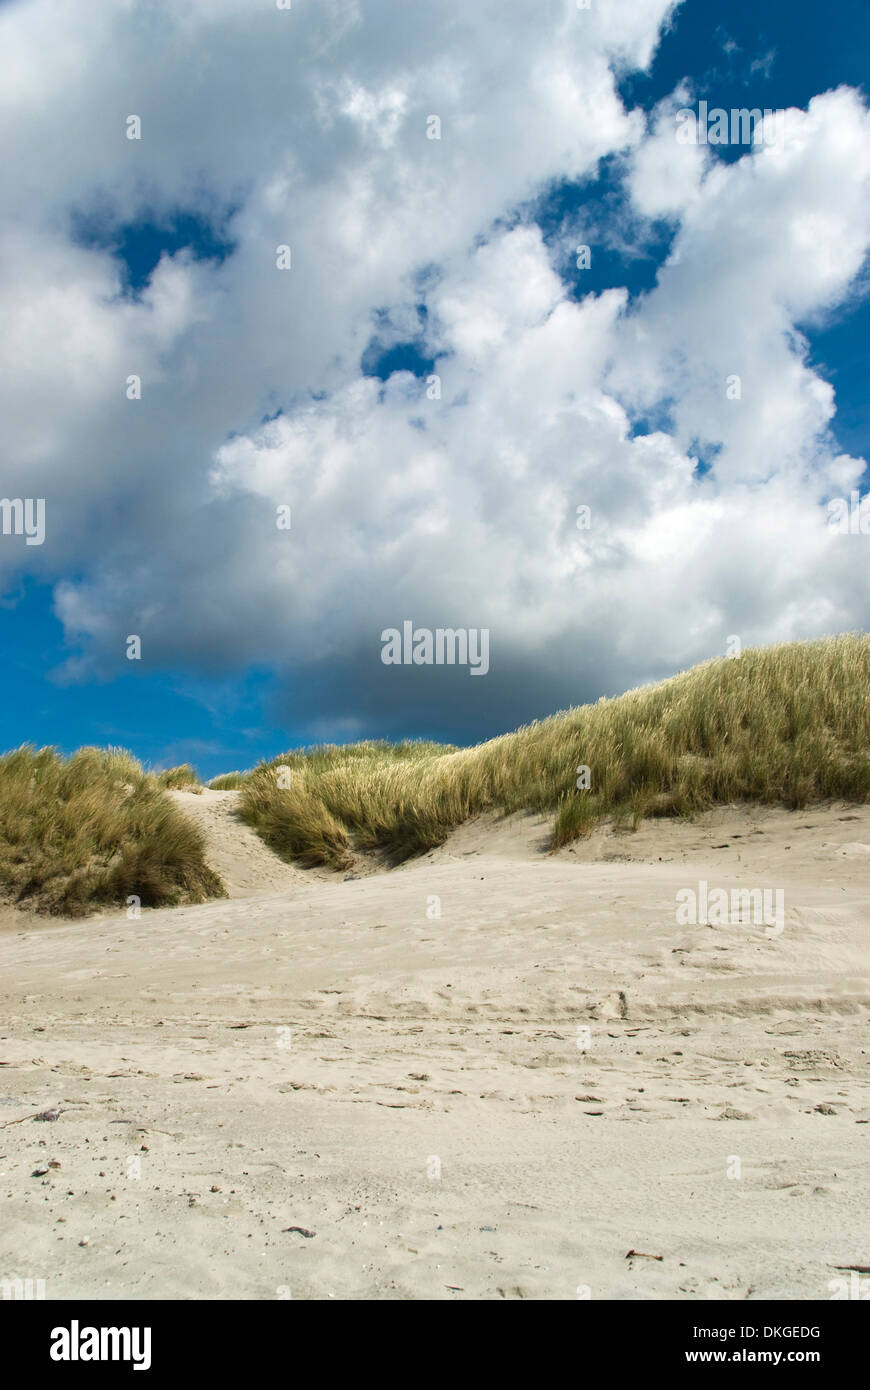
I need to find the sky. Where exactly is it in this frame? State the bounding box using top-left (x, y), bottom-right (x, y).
top-left (1, 0), bottom-right (868, 779)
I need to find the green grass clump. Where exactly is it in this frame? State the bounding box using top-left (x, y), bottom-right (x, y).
top-left (0, 746), bottom-right (225, 916)
top-left (238, 635), bottom-right (870, 869)
top-left (156, 764), bottom-right (202, 792)
top-left (240, 741), bottom-right (454, 868)
top-left (207, 771), bottom-right (247, 790)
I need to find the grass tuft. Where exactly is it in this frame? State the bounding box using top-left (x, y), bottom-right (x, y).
top-left (0, 746), bottom-right (225, 916)
top-left (156, 764), bottom-right (202, 792)
top-left (207, 771), bottom-right (247, 790)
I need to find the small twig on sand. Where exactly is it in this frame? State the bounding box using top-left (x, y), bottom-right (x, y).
top-left (1, 1107), bottom-right (62, 1128)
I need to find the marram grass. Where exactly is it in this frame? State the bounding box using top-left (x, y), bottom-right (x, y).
top-left (0, 746), bottom-right (224, 916)
top-left (155, 764), bottom-right (203, 792)
top-left (2, 636), bottom-right (867, 912)
top-left (239, 636), bottom-right (870, 870)
top-left (207, 771), bottom-right (247, 790)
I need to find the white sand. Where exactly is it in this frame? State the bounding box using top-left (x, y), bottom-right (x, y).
top-left (1, 795), bottom-right (868, 1300)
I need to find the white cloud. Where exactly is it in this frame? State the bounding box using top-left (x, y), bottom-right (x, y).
top-left (0, 0), bottom-right (868, 736)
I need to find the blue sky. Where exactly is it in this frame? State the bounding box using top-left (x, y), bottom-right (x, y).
top-left (1, 0), bottom-right (868, 778)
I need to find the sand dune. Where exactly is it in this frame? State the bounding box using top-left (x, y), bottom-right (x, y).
top-left (166, 790), bottom-right (317, 898)
top-left (1, 797), bottom-right (868, 1300)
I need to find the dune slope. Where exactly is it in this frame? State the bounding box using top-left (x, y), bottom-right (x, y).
top-left (1, 801), bottom-right (868, 1300)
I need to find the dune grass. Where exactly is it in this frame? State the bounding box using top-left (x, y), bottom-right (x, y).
top-left (207, 771), bottom-right (247, 790)
top-left (3, 636), bottom-right (867, 911)
top-left (239, 741), bottom-right (453, 868)
top-left (0, 746), bottom-right (225, 916)
top-left (239, 635), bottom-right (870, 870)
top-left (156, 764), bottom-right (203, 792)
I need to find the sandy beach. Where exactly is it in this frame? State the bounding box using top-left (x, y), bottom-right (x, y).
top-left (1, 794), bottom-right (868, 1301)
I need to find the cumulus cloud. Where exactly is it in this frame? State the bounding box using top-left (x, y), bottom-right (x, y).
top-left (1, 0), bottom-right (868, 741)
